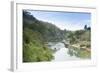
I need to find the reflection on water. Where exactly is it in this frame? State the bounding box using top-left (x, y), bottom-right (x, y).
top-left (48, 42), bottom-right (80, 61)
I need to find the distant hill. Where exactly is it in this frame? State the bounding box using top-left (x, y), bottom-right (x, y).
top-left (23, 10), bottom-right (65, 42)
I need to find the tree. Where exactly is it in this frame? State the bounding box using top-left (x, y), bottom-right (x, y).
top-left (84, 25), bottom-right (87, 30)
top-left (87, 27), bottom-right (91, 30)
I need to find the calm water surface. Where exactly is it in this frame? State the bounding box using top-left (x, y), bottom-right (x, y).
top-left (48, 42), bottom-right (80, 61)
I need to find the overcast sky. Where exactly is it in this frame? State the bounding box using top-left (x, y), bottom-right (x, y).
top-left (27, 10), bottom-right (91, 31)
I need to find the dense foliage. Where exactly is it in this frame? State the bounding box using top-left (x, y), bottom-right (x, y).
top-left (23, 11), bottom-right (60, 62)
top-left (65, 29), bottom-right (91, 58)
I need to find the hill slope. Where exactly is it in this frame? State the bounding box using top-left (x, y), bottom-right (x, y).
top-left (23, 10), bottom-right (65, 62)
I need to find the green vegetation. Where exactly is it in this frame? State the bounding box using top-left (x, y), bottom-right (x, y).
top-left (23, 10), bottom-right (91, 62)
top-left (23, 28), bottom-right (54, 62)
top-left (68, 45), bottom-right (91, 59)
top-left (23, 11), bottom-right (64, 42)
top-left (66, 28), bottom-right (91, 59)
top-left (23, 11), bottom-right (57, 62)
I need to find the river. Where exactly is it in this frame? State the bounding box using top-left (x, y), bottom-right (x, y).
top-left (48, 42), bottom-right (80, 61)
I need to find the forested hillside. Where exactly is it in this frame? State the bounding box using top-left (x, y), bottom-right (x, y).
top-left (65, 29), bottom-right (91, 58)
top-left (23, 11), bottom-right (65, 42)
top-left (23, 11), bottom-right (65, 62)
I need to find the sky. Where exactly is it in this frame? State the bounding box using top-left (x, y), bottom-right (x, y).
top-left (27, 10), bottom-right (91, 31)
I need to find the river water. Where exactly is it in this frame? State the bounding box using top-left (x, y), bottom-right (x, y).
top-left (48, 42), bottom-right (80, 61)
